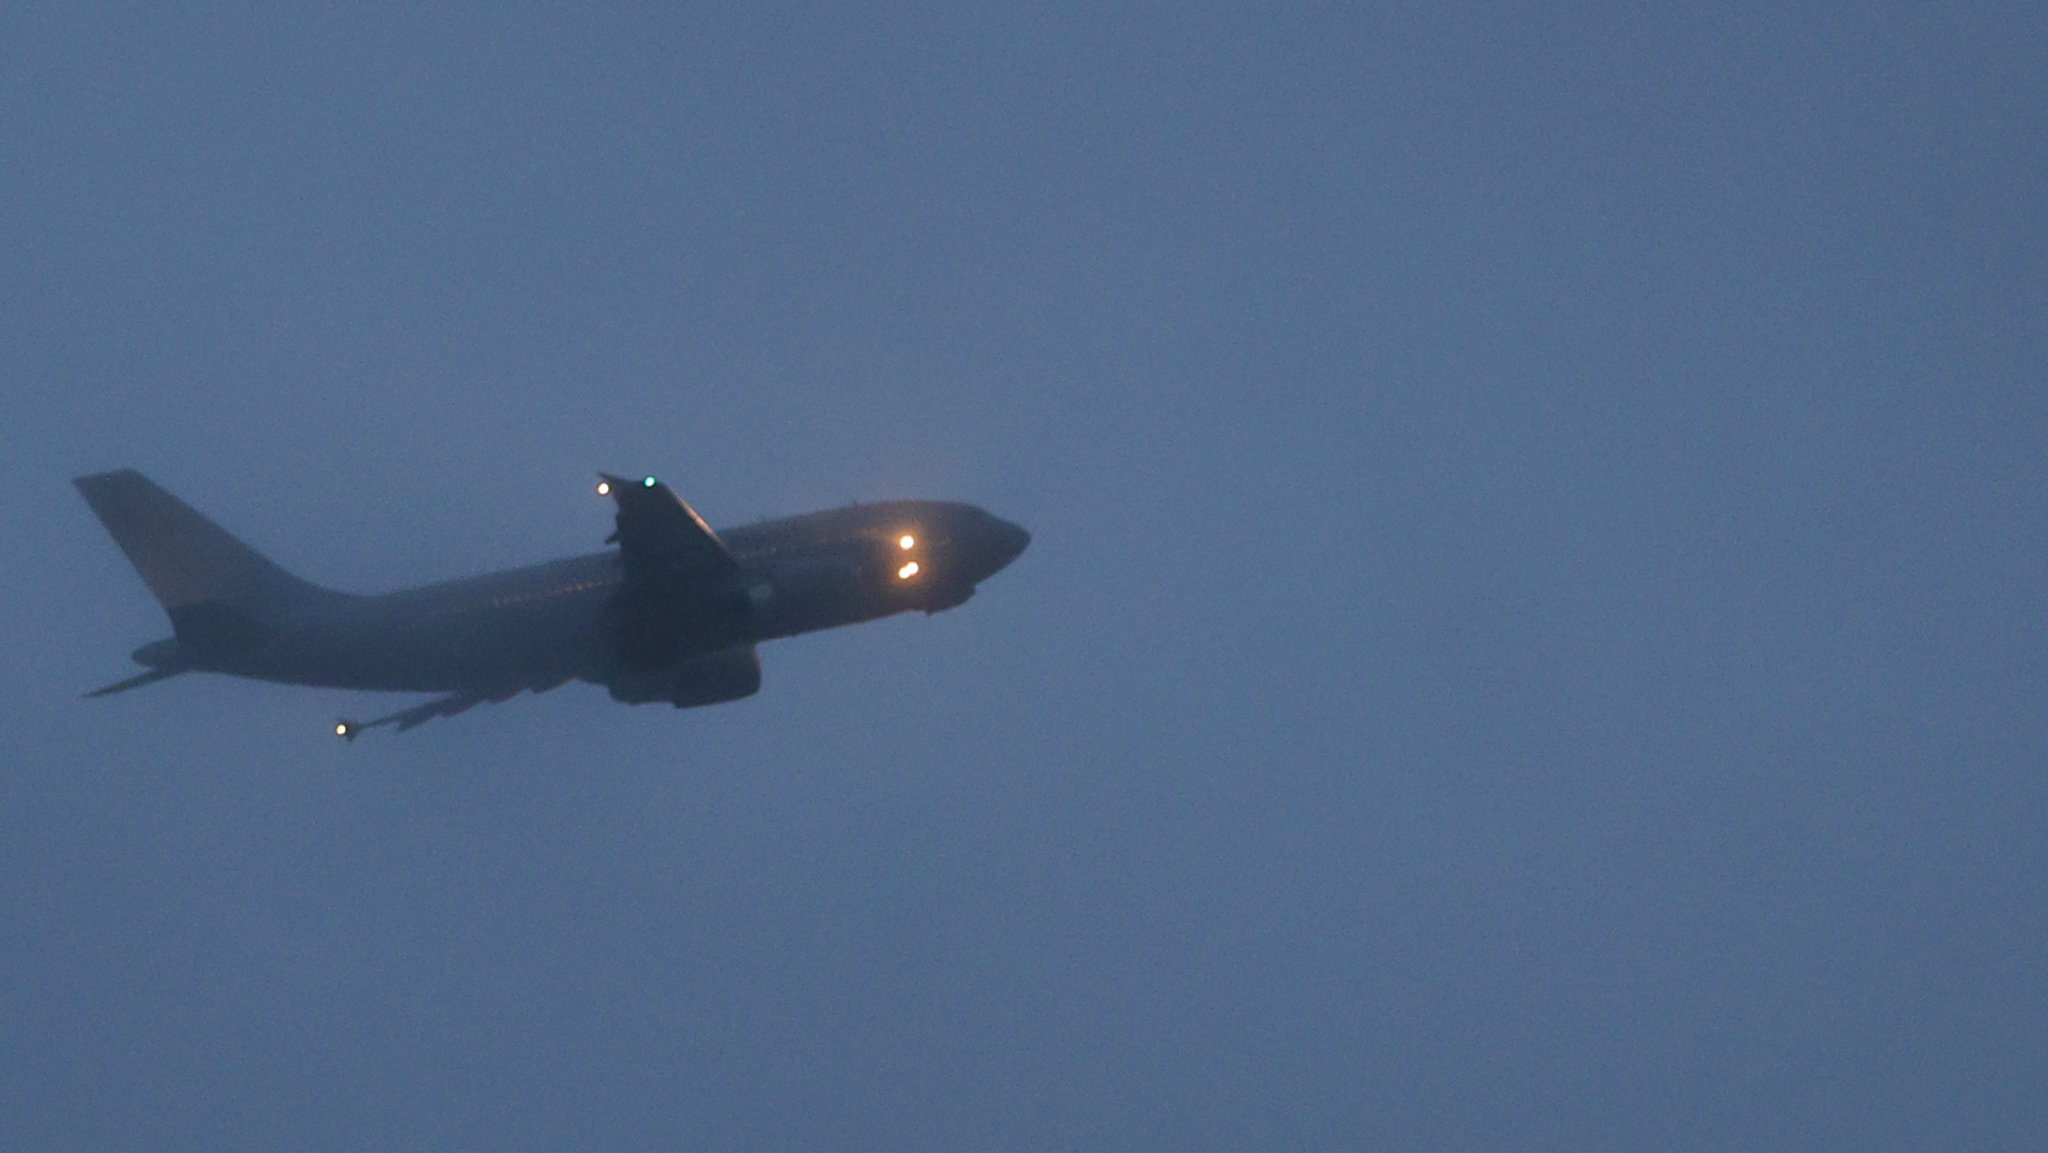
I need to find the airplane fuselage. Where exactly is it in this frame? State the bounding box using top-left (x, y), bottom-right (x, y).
top-left (189, 499), bottom-right (1028, 696)
top-left (78, 468), bottom-right (1029, 731)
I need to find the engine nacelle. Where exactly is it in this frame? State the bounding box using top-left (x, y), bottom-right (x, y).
top-left (668, 645), bottom-right (762, 708)
top-left (605, 645), bottom-right (762, 708)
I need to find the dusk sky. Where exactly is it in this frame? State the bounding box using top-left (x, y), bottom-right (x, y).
top-left (4, 4), bottom-right (2044, 1149)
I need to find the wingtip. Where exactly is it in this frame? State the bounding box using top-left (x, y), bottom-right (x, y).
top-left (73, 466), bottom-right (145, 486)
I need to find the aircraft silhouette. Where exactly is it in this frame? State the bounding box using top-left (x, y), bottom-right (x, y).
top-left (76, 470), bottom-right (1028, 737)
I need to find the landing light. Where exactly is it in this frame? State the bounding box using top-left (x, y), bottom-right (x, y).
top-left (897, 561), bottom-right (920, 580)
top-left (898, 534), bottom-right (916, 550)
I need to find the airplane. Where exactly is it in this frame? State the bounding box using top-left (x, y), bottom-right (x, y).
top-left (74, 469), bottom-right (1030, 738)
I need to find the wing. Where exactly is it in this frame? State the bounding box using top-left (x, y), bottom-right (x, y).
top-left (334, 679), bottom-right (567, 740)
top-left (598, 474), bottom-right (739, 584)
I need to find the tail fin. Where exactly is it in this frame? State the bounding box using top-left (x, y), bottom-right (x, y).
top-left (74, 470), bottom-right (335, 612)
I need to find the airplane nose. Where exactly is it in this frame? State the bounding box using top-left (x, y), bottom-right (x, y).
top-left (991, 517), bottom-right (1031, 567)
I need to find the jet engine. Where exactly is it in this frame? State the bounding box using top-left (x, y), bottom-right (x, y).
top-left (667, 646), bottom-right (762, 708)
top-left (608, 646), bottom-right (762, 708)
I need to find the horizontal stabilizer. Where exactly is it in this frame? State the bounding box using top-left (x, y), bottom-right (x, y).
top-left (85, 665), bottom-right (187, 698)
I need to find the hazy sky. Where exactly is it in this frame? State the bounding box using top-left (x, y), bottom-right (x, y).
top-left (4, 4), bottom-right (2044, 1149)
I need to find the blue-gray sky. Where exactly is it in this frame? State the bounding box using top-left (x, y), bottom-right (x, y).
top-left (4, 4), bottom-right (2044, 1149)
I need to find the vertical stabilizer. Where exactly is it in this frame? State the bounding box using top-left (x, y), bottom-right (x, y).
top-left (73, 470), bottom-right (333, 611)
